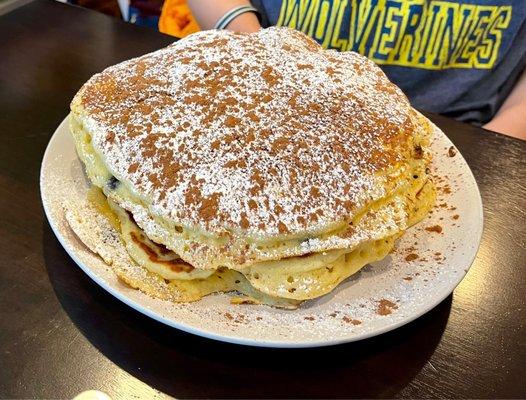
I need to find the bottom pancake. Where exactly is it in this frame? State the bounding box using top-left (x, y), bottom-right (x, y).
top-left (65, 193), bottom-right (302, 309)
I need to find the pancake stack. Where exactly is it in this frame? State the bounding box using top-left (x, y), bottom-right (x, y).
top-left (68, 27), bottom-right (435, 308)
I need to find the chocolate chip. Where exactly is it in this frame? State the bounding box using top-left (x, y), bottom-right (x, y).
top-left (107, 176), bottom-right (119, 190)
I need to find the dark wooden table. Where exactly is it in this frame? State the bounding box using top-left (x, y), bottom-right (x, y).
top-left (1, 1), bottom-right (525, 398)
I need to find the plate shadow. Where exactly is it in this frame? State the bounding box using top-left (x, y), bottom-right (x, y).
top-left (43, 221), bottom-right (451, 399)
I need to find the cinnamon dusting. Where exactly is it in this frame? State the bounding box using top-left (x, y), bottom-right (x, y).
top-left (425, 225), bottom-right (443, 233)
top-left (377, 299), bottom-right (398, 316)
top-left (405, 253), bottom-right (419, 262)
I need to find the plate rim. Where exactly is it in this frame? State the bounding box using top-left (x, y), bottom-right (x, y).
top-left (40, 115), bottom-right (484, 348)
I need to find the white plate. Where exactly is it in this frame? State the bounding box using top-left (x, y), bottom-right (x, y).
top-left (40, 116), bottom-right (483, 348)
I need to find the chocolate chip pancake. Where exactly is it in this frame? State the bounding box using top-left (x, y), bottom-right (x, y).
top-left (68, 27), bottom-right (435, 306)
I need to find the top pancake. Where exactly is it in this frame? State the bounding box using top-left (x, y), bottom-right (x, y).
top-left (71, 27), bottom-right (427, 240)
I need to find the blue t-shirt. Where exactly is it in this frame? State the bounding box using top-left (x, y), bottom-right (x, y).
top-left (251, 0), bottom-right (526, 123)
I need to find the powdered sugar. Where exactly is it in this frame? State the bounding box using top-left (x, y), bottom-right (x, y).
top-left (74, 27), bottom-right (417, 238)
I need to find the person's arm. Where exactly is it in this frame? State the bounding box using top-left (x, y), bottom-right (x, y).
top-left (483, 69), bottom-right (526, 140)
top-left (187, 0), bottom-right (261, 32)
